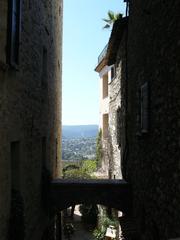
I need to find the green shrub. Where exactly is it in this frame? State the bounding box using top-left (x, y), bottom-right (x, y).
top-left (63, 159), bottom-right (97, 179)
top-left (96, 129), bottom-right (102, 169)
top-left (93, 228), bottom-right (105, 240)
top-left (81, 159), bottom-right (97, 174)
top-left (79, 204), bottom-right (98, 226)
top-left (63, 168), bottom-right (92, 179)
top-left (93, 216), bottom-right (118, 240)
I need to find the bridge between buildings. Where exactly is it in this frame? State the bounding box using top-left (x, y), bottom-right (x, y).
top-left (50, 179), bottom-right (132, 214)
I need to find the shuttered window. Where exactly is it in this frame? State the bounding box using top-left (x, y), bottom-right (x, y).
top-left (111, 65), bottom-right (116, 80)
top-left (41, 47), bottom-right (48, 87)
top-left (140, 82), bottom-right (149, 133)
top-left (7, 0), bottom-right (21, 67)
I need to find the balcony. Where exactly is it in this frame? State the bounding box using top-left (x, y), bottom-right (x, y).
top-left (98, 44), bottom-right (108, 64)
top-left (95, 44), bottom-right (108, 72)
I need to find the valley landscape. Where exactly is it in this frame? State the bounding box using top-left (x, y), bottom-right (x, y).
top-left (62, 125), bottom-right (98, 162)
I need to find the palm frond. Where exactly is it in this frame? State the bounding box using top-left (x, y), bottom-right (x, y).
top-left (103, 24), bottom-right (110, 29)
top-left (102, 18), bottom-right (111, 23)
top-left (108, 10), bottom-right (115, 20)
top-left (102, 10), bottom-right (123, 30)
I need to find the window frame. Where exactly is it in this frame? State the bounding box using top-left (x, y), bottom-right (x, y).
top-left (110, 65), bottom-right (116, 81)
top-left (7, 0), bottom-right (21, 68)
top-left (41, 47), bottom-right (48, 87)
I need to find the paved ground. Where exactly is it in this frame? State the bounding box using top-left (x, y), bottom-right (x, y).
top-left (62, 206), bottom-right (94, 240)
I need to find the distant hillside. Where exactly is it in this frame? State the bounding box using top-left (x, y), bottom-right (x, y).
top-left (62, 125), bottom-right (98, 139)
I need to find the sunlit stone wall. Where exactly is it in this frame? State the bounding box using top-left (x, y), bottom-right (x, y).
top-left (0, 0), bottom-right (63, 239)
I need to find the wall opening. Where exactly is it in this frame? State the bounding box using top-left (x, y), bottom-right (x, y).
top-left (41, 47), bottom-right (48, 87)
top-left (42, 136), bottom-right (47, 169)
top-left (103, 113), bottom-right (109, 139)
top-left (11, 141), bottom-right (20, 190)
top-left (102, 73), bottom-right (108, 99)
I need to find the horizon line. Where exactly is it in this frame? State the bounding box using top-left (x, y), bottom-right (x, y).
top-left (62, 124), bottom-right (99, 126)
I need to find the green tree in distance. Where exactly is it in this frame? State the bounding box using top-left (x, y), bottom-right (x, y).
top-left (63, 160), bottom-right (96, 179)
top-left (96, 129), bottom-right (102, 168)
top-left (63, 160), bottom-right (98, 225)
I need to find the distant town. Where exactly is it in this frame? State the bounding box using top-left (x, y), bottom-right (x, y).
top-left (62, 125), bottom-right (98, 162)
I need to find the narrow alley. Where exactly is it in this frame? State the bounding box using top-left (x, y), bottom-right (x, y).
top-left (0, 0), bottom-right (180, 239)
top-left (62, 206), bottom-right (94, 240)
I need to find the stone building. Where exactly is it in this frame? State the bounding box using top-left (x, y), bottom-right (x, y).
top-left (0, 0), bottom-right (62, 239)
top-left (95, 44), bottom-right (111, 177)
top-left (95, 17), bottom-right (128, 240)
top-left (106, 18), bottom-right (127, 180)
top-left (95, 18), bottom-right (127, 180)
top-left (97, 0), bottom-right (180, 238)
top-left (121, 0), bottom-right (180, 239)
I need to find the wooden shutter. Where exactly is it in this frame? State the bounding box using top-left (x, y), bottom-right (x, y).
top-left (41, 47), bottom-right (48, 87)
top-left (7, 0), bottom-right (21, 66)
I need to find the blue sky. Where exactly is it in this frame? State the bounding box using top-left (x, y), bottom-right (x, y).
top-left (62, 0), bottom-right (126, 126)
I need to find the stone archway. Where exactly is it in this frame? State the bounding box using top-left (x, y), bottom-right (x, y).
top-left (50, 179), bottom-right (132, 214)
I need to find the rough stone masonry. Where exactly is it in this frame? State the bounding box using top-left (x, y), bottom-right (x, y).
top-left (123, 0), bottom-right (180, 239)
top-left (0, 0), bottom-right (63, 239)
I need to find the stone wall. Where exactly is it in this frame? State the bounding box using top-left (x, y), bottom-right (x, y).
top-left (0, 0), bottom-right (8, 63)
top-left (109, 32), bottom-right (126, 180)
top-left (124, 0), bottom-right (180, 239)
top-left (0, 0), bottom-right (62, 239)
top-left (101, 138), bottom-right (111, 178)
top-left (109, 69), bottom-right (121, 178)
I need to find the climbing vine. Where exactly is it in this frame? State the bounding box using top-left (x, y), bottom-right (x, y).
top-left (96, 129), bottom-right (103, 169)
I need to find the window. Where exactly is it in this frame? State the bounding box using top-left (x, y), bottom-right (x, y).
top-left (41, 47), bottom-right (48, 87)
top-left (140, 82), bottom-right (149, 133)
top-left (42, 137), bottom-right (47, 169)
top-left (28, 0), bottom-right (32, 9)
top-left (102, 74), bottom-right (108, 98)
top-left (55, 138), bottom-right (58, 168)
top-left (11, 141), bottom-right (20, 190)
top-left (111, 65), bottom-right (116, 80)
top-left (0, 1), bottom-right (8, 64)
top-left (7, 0), bottom-right (21, 67)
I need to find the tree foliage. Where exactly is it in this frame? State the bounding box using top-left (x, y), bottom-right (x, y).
top-left (63, 160), bottom-right (98, 227)
top-left (81, 159), bottom-right (97, 174)
top-left (102, 10), bottom-right (122, 29)
top-left (79, 204), bottom-right (98, 226)
top-left (93, 216), bottom-right (118, 240)
top-left (96, 129), bottom-right (102, 169)
top-left (63, 160), bottom-right (97, 179)
top-left (63, 168), bottom-right (92, 179)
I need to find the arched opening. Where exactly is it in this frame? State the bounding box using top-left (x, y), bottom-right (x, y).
top-left (49, 177), bottom-right (131, 239)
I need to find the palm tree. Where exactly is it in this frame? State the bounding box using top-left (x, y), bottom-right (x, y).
top-left (102, 10), bottom-right (122, 29)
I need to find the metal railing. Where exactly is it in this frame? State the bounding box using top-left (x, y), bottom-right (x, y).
top-left (98, 44), bottom-right (108, 64)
